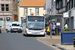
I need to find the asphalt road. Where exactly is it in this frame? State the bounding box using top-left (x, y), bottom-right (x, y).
top-left (0, 32), bottom-right (56, 50)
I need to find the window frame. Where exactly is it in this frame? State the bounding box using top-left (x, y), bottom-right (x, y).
top-left (24, 8), bottom-right (28, 15)
top-left (6, 4), bottom-right (9, 11)
top-left (1, 4), bottom-right (5, 11)
top-left (35, 8), bottom-right (39, 15)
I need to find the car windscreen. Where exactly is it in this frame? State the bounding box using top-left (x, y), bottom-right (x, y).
top-left (12, 24), bottom-right (20, 26)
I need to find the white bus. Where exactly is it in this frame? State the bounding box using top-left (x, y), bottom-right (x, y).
top-left (23, 15), bottom-right (45, 36)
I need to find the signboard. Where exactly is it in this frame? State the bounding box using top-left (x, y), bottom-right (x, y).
top-left (28, 16), bottom-right (44, 21)
top-left (56, 23), bottom-right (60, 26)
top-left (0, 1), bottom-right (10, 3)
top-left (0, 13), bottom-right (11, 15)
top-left (63, 12), bottom-right (69, 17)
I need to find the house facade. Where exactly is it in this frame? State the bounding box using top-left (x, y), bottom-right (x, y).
top-left (0, 0), bottom-right (18, 28)
top-left (18, 0), bottom-right (46, 27)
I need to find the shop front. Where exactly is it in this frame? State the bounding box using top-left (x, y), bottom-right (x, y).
top-left (0, 16), bottom-right (13, 28)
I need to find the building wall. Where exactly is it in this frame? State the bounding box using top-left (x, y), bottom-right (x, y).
top-left (55, 0), bottom-right (75, 31)
top-left (39, 7), bottom-right (45, 16)
top-left (46, 0), bottom-right (50, 14)
top-left (28, 7), bottom-right (35, 15)
top-left (18, 7), bottom-right (24, 24)
top-left (0, 0), bottom-right (18, 28)
top-left (18, 7), bottom-right (45, 24)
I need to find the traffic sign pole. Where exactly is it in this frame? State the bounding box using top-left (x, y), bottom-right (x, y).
top-left (50, 19), bottom-right (52, 38)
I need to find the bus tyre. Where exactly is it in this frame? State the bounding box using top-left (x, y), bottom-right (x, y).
top-left (43, 35), bottom-right (45, 37)
top-left (25, 34), bottom-right (28, 36)
top-left (23, 34), bottom-right (25, 36)
top-left (25, 32), bottom-right (28, 36)
top-left (42, 34), bottom-right (45, 37)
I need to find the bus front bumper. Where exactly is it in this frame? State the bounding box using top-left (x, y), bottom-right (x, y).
top-left (27, 32), bottom-right (45, 35)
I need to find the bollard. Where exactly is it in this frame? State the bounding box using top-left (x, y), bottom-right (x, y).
top-left (73, 37), bottom-right (75, 47)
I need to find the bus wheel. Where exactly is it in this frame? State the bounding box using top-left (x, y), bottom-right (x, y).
top-left (23, 34), bottom-right (26, 36)
top-left (42, 34), bottom-right (45, 37)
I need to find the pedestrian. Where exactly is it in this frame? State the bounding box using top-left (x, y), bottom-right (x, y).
top-left (64, 23), bottom-right (68, 31)
top-left (52, 23), bottom-right (56, 34)
top-left (49, 23), bottom-right (52, 28)
top-left (45, 27), bottom-right (47, 34)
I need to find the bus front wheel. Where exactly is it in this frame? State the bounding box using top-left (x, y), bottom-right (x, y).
top-left (42, 34), bottom-right (45, 37)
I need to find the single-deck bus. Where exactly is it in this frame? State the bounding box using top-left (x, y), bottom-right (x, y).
top-left (23, 15), bottom-right (45, 36)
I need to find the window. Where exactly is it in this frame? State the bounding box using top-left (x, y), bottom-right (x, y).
top-left (24, 8), bottom-right (27, 15)
top-left (74, 0), bottom-right (75, 7)
top-left (65, 0), bottom-right (67, 6)
top-left (72, 0), bottom-right (73, 8)
top-left (56, 2), bottom-right (59, 9)
top-left (70, 0), bottom-right (72, 9)
top-left (6, 4), bottom-right (9, 11)
top-left (6, 17), bottom-right (10, 21)
top-left (59, 1), bottom-right (61, 8)
top-left (63, 0), bottom-right (66, 7)
top-left (1, 4), bottom-right (4, 11)
top-left (1, 4), bottom-right (9, 11)
top-left (0, 18), bottom-right (3, 21)
top-left (67, 3), bottom-right (70, 11)
top-left (35, 8), bottom-right (39, 15)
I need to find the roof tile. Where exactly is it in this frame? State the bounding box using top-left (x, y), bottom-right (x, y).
top-left (20, 0), bottom-right (45, 7)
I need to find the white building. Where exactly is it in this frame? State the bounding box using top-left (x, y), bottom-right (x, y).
top-left (18, 0), bottom-right (46, 27)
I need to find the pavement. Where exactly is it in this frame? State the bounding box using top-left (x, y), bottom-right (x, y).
top-left (37, 34), bottom-right (75, 50)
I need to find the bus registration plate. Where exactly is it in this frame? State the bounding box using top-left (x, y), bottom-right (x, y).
top-left (32, 32), bottom-right (39, 35)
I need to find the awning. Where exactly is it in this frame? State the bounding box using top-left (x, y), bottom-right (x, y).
top-left (48, 14), bottom-right (63, 20)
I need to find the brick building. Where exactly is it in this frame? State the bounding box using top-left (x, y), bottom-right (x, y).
top-left (0, 0), bottom-right (18, 28)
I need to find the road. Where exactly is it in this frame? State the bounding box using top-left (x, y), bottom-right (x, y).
top-left (0, 32), bottom-right (56, 50)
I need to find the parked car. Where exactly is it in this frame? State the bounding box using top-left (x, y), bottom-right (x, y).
top-left (6, 21), bottom-right (23, 33)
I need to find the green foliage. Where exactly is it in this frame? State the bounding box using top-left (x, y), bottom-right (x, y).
top-left (15, 18), bottom-right (18, 21)
top-left (65, 28), bottom-right (70, 32)
top-left (64, 22), bottom-right (66, 26)
top-left (73, 37), bottom-right (75, 39)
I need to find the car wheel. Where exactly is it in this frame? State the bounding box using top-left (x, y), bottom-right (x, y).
top-left (11, 31), bottom-right (13, 33)
top-left (7, 31), bottom-right (9, 33)
top-left (18, 31), bottom-right (22, 33)
top-left (20, 31), bottom-right (22, 33)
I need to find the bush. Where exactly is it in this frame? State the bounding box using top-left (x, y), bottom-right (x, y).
top-left (73, 37), bottom-right (75, 40)
top-left (65, 28), bottom-right (70, 32)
